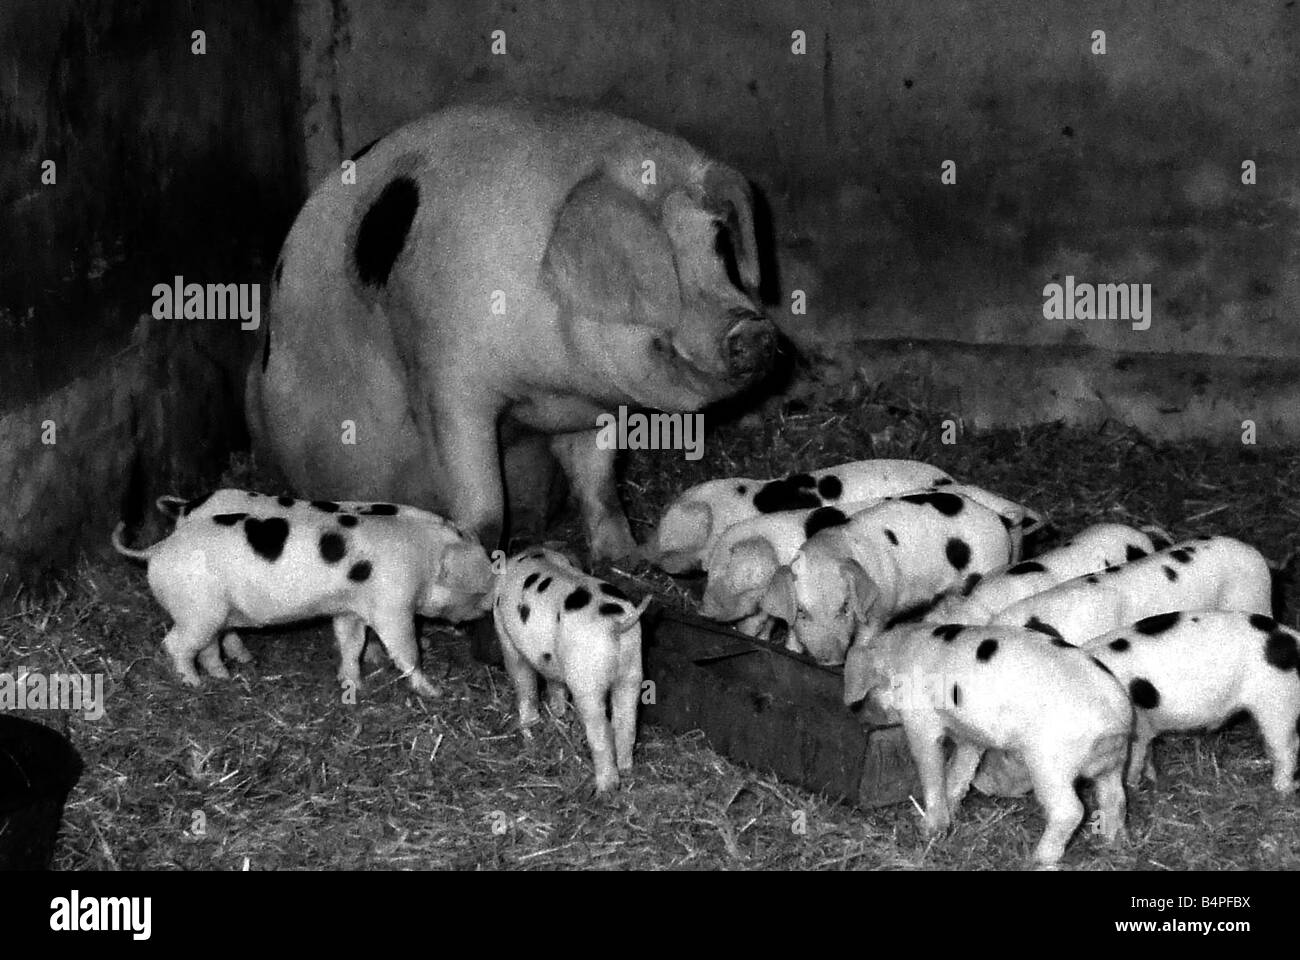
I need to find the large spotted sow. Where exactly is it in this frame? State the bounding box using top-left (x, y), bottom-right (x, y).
top-left (927, 522), bottom-right (1160, 624)
top-left (1083, 610), bottom-right (1300, 792)
top-left (652, 460), bottom-right (1043, 574)
top-left (112, 505), bottom-right (493, 697)
top-left (761, 492), bottom-right (1015, 665)
top-left (492, 548), bottom-right (650, 793)
top-left (843, 622), bottom-right (1132, 868)
top-left (697, 499), bottom-right (881, 636)
top-left (989, 536), bottom-right (1272, 645)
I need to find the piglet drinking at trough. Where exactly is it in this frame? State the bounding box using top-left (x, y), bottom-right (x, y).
top-left (493, 548), bottom-right (650, 793)
top-left (927, 522), bottom-right (1160, 625)
top-left (843, 622), bottom-right (1132, 868)
top-left (762, 492), bottom-right (1015, 665)
top-left (112, 497), bottom-right (494, 697)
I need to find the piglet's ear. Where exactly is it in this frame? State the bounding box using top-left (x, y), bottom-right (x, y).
top-left (759, 565), bottom-right (797, 625)
top-left (840, 560), bottom-right (879, 621)
top-left (651, 501), bottom-right (713, 572)
top-left (541, 174), bottom-right (681, 329)
top-left (842, 644), bottom-right (884, 708)
top-left (731, 536), bottom-right (779, 592)
top-left (437, 542), bottom-right (495, 595)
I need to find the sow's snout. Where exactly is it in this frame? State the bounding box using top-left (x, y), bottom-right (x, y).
top-left (721, 309), bottom-right (776, 381)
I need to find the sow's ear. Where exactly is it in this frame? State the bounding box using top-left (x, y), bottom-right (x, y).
top-left (541, 174), bottom-right (680, 327)
top-left (701, 163), bottom-right (760, 295)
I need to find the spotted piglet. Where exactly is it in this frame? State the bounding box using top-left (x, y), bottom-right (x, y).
top-left (493, 548), bottom-right (650, 793)
top-left (990, 536), bottom-right (1272, 644)
top-left (927, 522), bottom-right (1159, 624)
top-left (843, 622), bottom-right (1132, 868)
top-left (112, 503), bottom-right (493, 696)
top-left (762, 492), bottom-right (1015, 664)
top-left (698, 500), bottom-right (880, 636)
top-left (1083, 610), bottom-right (1300, 792)
top-left (650, 459), bottom-right (953, 574)
top-left (153, 489), bottom-right (442, 665)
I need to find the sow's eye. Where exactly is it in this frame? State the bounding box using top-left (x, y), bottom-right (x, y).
top-left (714, 220), bottom-right (744, 291)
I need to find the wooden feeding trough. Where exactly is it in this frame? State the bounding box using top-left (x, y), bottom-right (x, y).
top-left (639, 606), bottom-right (918, 808)
top-left (468, 584), bottom-right (919, 807)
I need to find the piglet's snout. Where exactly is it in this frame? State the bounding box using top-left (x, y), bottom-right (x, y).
top-left (721, 310), bottom-right (775, 380)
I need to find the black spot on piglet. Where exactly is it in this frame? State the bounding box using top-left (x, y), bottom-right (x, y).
top-left (899, 491), bottom-right (964, 516)
top-left (1262, 624), bottom-right (1300, 672)
top-left (564, 588), bottom-right (591, 611)
top-left (932, 624), bottom-right (964, 642)
top-left (338, 514), bottom-right (359, 528)
top-left (1162, 565), bottom-right (1178, 582)
top-left (945, 537), bottom-right (971, 571)
top-left (1169, 548), bottom-right (1192, 564)
top-left (312, 500), bottom-right (340, 513)
top-left (319, 531), bottom-right (347, 563)
top-left (951, 683), bottom-right (961, 707)
top-left (598, 602), bottom-right (624, 616)
top-left (245, 517), bottom-right (291, 561)
top-left (212, 512), bottom-right (247, 526)
top-left (183, 491), bottom-right (214, 515)
top-left (277, 495), bottom-right (295, 508)
top-left (753, 477), bottom-right (820, 513)
top-left (805, 507), bottom-right (850, 538)
top-left (361, 503), bottom-right (399, 516)
top-left (518, 604), bottom-right (531, 624)
top-left (537, 577), bottom-right (552, 593)
top-left (975, 639), bottom-right (999, 662)
top-left (885, 529), bottom-right (899, 546)
top-left (960, 572), bottom-right (983, 596)
top-left (1134, 612), bottom-right (1180, 635)
top-left (523, 572), bottom-right (539, 589)
top-left (1125, 545), bottom-right (1148, 561)
top-left (347, 561), bottom-right (372, 582)
top-left (1108, 638), bottom-right (1131, 652)
top-left (1129, 678), bottom-right (1160, 710)
top-left (354, 175), bottom-right (420, 287)
top-left (817, 475), bottom-right (842, 500)
top-left (600, 583), bottom-right (629, 601)
top-left (1024, 616), bottom-right (1063, 640)
top-left (1007, 561), bottom-right (1046, 576)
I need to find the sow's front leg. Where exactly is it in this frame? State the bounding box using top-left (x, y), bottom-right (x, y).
top-left (549, 429), bottom-right (637, 561)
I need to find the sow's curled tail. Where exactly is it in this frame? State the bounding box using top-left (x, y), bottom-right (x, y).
top-left (111, 522), bottom-right (160, 561)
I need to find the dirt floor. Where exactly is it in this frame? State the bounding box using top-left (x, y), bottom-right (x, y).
top-left (5, 372), bottom-right (1300, 870)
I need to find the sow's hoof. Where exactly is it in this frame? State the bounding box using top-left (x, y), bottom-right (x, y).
top-left (469, 617), bottom-right (504, 666)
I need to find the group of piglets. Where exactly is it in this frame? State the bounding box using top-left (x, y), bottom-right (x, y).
top-left (646, 458), bottom-right (1300, 867)
top-left (113, 490), bottom-right (651, 793)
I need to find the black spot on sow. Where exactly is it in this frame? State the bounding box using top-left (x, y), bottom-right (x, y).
top-left (354, 175), bottom-right (420, 287)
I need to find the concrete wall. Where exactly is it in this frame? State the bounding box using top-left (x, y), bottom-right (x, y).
top-left (0, 0), bottom-right (299, 593)
top-left (300, 0), bottom-right (1299, 432)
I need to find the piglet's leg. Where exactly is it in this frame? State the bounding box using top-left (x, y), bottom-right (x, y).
top-left (1023, 749), bottom-right (1085, 869)
top-left (612, 669), bottom-right (643, 772)
top-left (221, 631), bottom-right (255, 664)
top-left (197, 641), bottom-right (231, 680)
top-left (944, 743), bottom-right (984, 813)
top-left (370, 612), bottom-right (440, 698)
top-left (1091, 766), bottom-right (1128, 845)
top-left (163, 625), bottom-right (221, 687)
top-left (333, 614), bottom-right (368, 690)
top-left (572, 687), bottom-right (619, 794)
top-left (499, 630), bottom-right (542, 730)
top-left (546, 680), bottom-right (569, 719)
top-left (903, 718), bottom-right (951, 836)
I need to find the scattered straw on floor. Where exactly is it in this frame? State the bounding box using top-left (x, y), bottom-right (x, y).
top-left (5, 375), bottom-right (1299, 870)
